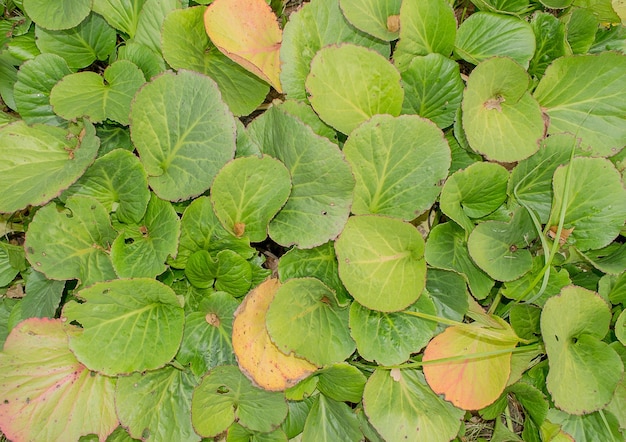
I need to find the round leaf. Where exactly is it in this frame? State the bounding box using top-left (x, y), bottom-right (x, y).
top-left (191, 365), bottom-right (288, 437)
top-left (211, 156), bottom-right (291, 243)
top-left (23, 0), bottom-right (91, 30)
top-left (305, 44), bottom-right (403, 135)
top-left (185, 249), bottom-right (252, 296)
top-left (316, 363), bottom-right (367, 403)
top-left (462, 57), bottom-right (544, 162)
top-left (232, 279), bottom-right (317, 391)
top-left (363, 369), bottom-right (463, 442)
top-left (266, 278), bottom-right (355, 366)
top-left (541, 285), bottom-right (624, 414)
top-left (335, 215), bottom-right (427, 312)
top-left (62, 278), bottom-right (185, 375)
top-left (454, 12), bottom-right (536, 67)
top-left (130, 70), bottom-right (236, 201)
top-left (0, 121), bottom-right (100, 213)
top-left (24, 196), bottom-right (117, 288)
top-left (343, 114), bottom-right (450, 220)
top-left (339, 0), bottom-right (402, 41)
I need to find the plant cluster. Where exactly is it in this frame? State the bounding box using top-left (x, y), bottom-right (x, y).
top-left (0, 0), bottom-right (625, 441)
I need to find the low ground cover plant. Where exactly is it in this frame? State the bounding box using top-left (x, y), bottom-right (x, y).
top-left (0, 0), bottom-right (625, 440)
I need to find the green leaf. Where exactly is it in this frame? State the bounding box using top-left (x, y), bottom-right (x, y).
top-left (455, 12), bottom-right (536, 67)
top-left (35, 13), bottom-right (117, 70)
top-left (529, 12), bottom-right (566, 78)
top-left (62, 149), bottom-right (150, 225)
top-left (400, 53), bottom-right (464, 129)
top-left (115, 366), bottom-right (200, 442)
top-left (349, 294), bottom-right (437, 366)
top-left (425, 221), bottom-right (495, 300)
top-left (111, 193), bottom-right (180, 278)
top-left (92, 0), bottom-right (146, 37)
top-left (248, 107), bottom-right (354, 248)
top-left (541, 285), bottom-right (624, 414)
top-left (339, 0), bottom-right (402, 41)
top-left (280, 0), bottom-right (390, 101)
top-left (227, 423), bottom-right (289, 442)
top-left (343, 114), bottom-right (450, 220)
top-left (393, 0), bottom-right (457, 71)
top-left (191, 365), bottom-right (288, 437)
top-left (363, 369), bottom-right (463, 442)
top-left (21, 269), bottom-right (65, 319)
top-left (63, 278), bottom-right (185, 375)
top-left (335, 215), bottom-right (426, 312)
top-left (186, 249), bottom-right (252, 296)
top-left (440, 162), bottom-right (509, 233)
top-left (130, 70), bottom-right (236, 202)
top-left (13, 53), bottom-right (72, 126)
top-left (50, 60), bottom-right (145, 125)
top-left (23, 0), bottom-right (91, 30)
top-left (0, 121), bottom-right (100, 213)
top-left (302, 394), bottom-right (362, 442)
top-left (316, 363), bottom-right (367, 403)
top-left (305, 44), bottom-right (403, 135)
top-left (24, 196), bottom-right (117, 287)
top-left (274, 100), bottom-right (338, 143)
top-left (509, 304), bottom-right (542, 341)
top-left (502, 256), bottom-right (571, 306)
top-left (564, 8), bottom-right (598, 54)
top-left (580, 242), bottom-right (626, 275)
top-left (425, 269), bottom-right (470, 323)
top-left (278, 242), bottom-right (351, 306)
top-left (615, 310), bottom-right (626, 345)
top-left (134, 0), bottom-right (180, 54)
top-left (0, 242), bottom-right (24, 287)
top-left (177, 292), bottom-right (239, 376)
top-left (97, 124), bottom-right (133, 155)
top-left (266, 277), bottom-right (355, 366)
top-left (161, 6), bottom-right (269, 116)
top-left (548, 157), bottom-right (626, 251)
top-left (547, 408), bottom-right (624, 441)
top-left (0, 319), bottom-right (118, 442)
top-left (533, 52), bottom-right (626, 156)
top-left (462, 57), bottom-right (544, 163)
top-left (211, 156), bottom-right (291, 243)
top-left (117, 41), bottom-right (166, 80)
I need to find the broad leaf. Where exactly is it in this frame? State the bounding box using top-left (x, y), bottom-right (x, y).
top-left (130, 70), bottom-right (236, 201)
top-left (117, 41), bottom-right (166, 80)
top-left (266, 278), bottom-right (355, 366)
top-left (0, 242), bottom-right (24, 287)
top-left (92, 0), bottom-right (146, 37)
top-left (316, 363), bottom-right (367, 403)
top-left (547, 408), bottom-right (623, 442)
top-left (232, 279), bottom-right (317, 391)
top-left (115, 366), bottom-right (200, 442)
top-left (301, 394), bottom-right (362, 442)
top-left (23, 0), bottom-right (91, 30)
top-left (191, 365), bottom-right (288, 437)
top-left (0, 319), bottom-right (118, 442)
top-left (0, 121), bottom-right (100, 213)
top-left (533, 52), bottom-right (626, 156)
top-left (343, 114), bottom-right (450, 220)
top-left (211, 156), bottom-right (291, 243)
top-left (204, 0), bottom-right (282, 91)
top-left (502, 256), bottom-right (571, 306)
top-left (306, 44), bottom-right (403, 135)
top-left (24, 196), bottom-right (117, 287)
top-left (21, 269), bottom-right (65, 319)
top-left (335, 215), bottom-right (426, 312)
top-left (426, 269), bottom-right (470, 323)
top-left (565, 8), bottom-right (598, 54)
top-left (63, 278), bottom-right (185, 375)
top-left (462, 57), bottom-right (544, 162)
top-left (529, 12), bottom-right (566, 78)
top-left (339, 0), bottom-right (402, 41)
top-left (541, 285), bottom-right (623, 414)
top-left (50, 60), bottom-right (145, 125)
top-left (363, 369), bottom-right (463, 442)
top-left (134, 0), bottom-right (180, 54)
top-left (185, 249), bottom-right (252, 296)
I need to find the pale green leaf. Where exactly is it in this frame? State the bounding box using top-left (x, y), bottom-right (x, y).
top-left (302, 395), bottom-right (362, 442)
top-left (339, 0), bottom-right (402, 41)
top-left (92, 0), bottom-right (146, 37)
top-left (23, 0), bottom-right (91, 30)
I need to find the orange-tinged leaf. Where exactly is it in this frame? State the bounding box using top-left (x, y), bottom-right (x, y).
top-left (422, 324), bottom-right (517, 410)
top-left (204, 0), bottom-right (283, 92)
top-left (232, 279), bottom-right (317, 391)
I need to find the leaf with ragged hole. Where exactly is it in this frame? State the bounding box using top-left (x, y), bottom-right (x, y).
top-left (204, 0), bottom-right (282, 91)
top-left (0, 121), bottom-right (100, 213)
top-left (339, 0), bottom-right (402, 41)
top-left (92, 0), bottom-right (146, 37)
top-left (62, 278), bottom-right (184, 376)
top-left (306, 44), bottom-right (403, 135)
top-left (422, 318), bottom-right (520, 410)
top-left (130, 70), bottom-right (236, 202)
top-left (541, 285), bottom-right (624, 414)
top-left (462, 57), bottom-right (544, 163)
top-left (266, 278), bottom-right (355, 366)
top-left (232, 279), bottom-right (317, 391)
top-left (0, 319), bottom-right (118, 442)
top-left (211, 156), bottom-right (291, 243)
top-left (24, 196), bottom-right (117, 287)
top-left (191, 365), bottom-right (288, 437)
top-left (50, 60), bottom-right (145, 126)
top-left (335, 215), bottom-right (426, 312)
top-left (115, 366), bottom-right (200, 442)
top-left (111, 193), bottom-right (180, 278)
top-left (363, 369), bottom-right (463, 442)
top-left (23, 0), bottom-right (91, 30)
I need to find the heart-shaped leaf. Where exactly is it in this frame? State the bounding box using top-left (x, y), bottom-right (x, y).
top-left (204, 0), bottom-right (282, 91)
top-left (541, 285), bottom-right (624, 414)
top-left (232, 279), bottom-right (317, 391)
top-left (50, 60), bottom-right (145, 125)
top-left (335, 215), bottom-right (427, 312)
top-left (185, 250), bottom-right (252, 296)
